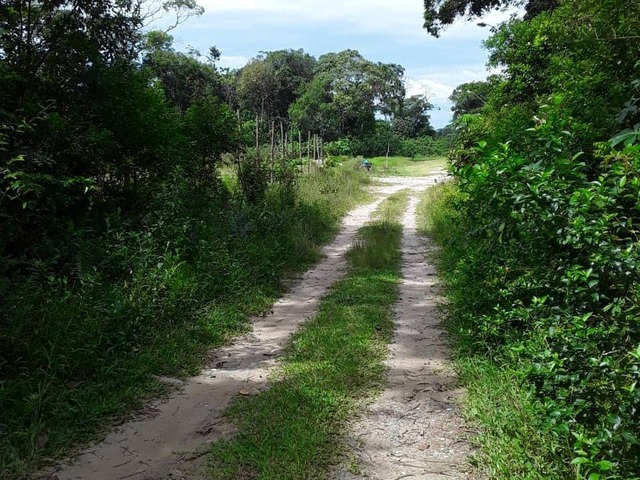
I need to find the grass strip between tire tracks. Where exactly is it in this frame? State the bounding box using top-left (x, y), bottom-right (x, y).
top-left (207, 190), bottom-right (409, 479)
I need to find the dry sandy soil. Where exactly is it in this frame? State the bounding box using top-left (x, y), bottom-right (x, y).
top-left (46, 170), bottom-right (472, 480)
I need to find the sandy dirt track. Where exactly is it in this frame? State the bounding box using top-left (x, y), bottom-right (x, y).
top-left (48, 176), bottom-right (435, 480)
top-left (48, 170), bottom-right (469, 480)
top-left (335, 188), bottom-right (473, 480)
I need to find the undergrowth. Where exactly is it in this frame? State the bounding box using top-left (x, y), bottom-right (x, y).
top-left (206, 191), bottom-right (407, 479)
top-left (0, 163), bottom-right (369, 478)
top-left (418, 121), bottom-right (640, 479)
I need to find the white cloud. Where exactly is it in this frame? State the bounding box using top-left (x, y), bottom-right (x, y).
top-left (406, 65), bottom-right (491, 104)
top-left (194, 0), bottom-right (518, 42)
top-left (405, 64), bottom-right (503, 128)
top-left (218, 55), bottom-right (250, 69)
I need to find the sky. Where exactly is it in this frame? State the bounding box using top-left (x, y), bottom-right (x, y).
top-left (154, 1), bottom-right (517, 129)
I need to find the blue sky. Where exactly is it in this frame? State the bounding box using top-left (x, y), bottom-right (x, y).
top-left (155, 1), bottom-right (515, 128)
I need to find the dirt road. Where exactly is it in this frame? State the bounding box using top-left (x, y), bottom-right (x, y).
top-left (335, 186), bottom-right (473, 480)
top-left (50, 171), bottom-right (469, 480)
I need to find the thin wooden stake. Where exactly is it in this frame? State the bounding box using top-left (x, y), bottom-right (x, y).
top-left (280, 121), bottom-right (285, 160)
top-left (270, 120), bottom-right (275, 181)
top-left (307, 131), bottom-right (311, 174)
top-left (255, 114), bottom-right (259, 154)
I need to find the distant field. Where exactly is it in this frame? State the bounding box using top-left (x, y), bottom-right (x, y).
top-left (367, 156), bottom-right (448, 176)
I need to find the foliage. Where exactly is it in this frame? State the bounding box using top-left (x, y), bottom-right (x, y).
top-left (422, 0), bottom-right (559, 36)
top-left (392, 94), bottom-right (435, 138)
top-left (0, 161), bottom-right (371, 477)
top-left (324, 121), bottom-right (444, 159)
top-left (289, 50), bottom-right (406, 140)
top-left (449, 78), bottom-right (497, 119)
top-left (430, 0), bottom-right (640, 476)
top-left (0, 0), bottom-right (384, 475)
top-left (142, 32), bottom-right (222, 111)
top-left (423, 112), bottom-right (640, 478)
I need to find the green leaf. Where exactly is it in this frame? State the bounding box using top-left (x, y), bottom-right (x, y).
top-left (619, 175), bottom-right (627, 188)
top-left (596, 460), bottom-right (613, 471)
top-left (610, 129), bottom-right (635, 147)
top-left (572, 457), bottom-right (590, 465)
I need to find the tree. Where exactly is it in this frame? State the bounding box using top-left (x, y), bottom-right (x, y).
top-left (237, 58), bottom-right (279, 121)
top-left (422, 0), bottom-right (559, 36)
top-left (142, 32), bottom-right (222, 111)
top-left (392, 95), bottom-right (435, 138)
top-left (262, 49), bottom-right (316, 121)
top-left (183, 95), bottom-right (238, 185)
top-left (449, 80), bottom-right (495, 119)
top-left (481, 0), bottom-right (640, 155)
top-left (292, 50), bottom-right (405, 139)
top-left (289, 74), bottom-right (339, 138)
top-left (139, 0), bottom-right (204, 32)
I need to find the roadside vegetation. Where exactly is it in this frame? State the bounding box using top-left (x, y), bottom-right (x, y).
top-left (420, 1), bottom-right (640, 478)
top-left (207, 191), bottom-right (408, 479)
top-left (0, 161), bottom-right (370, 478)
top-left (1, 0), bottom-right (440, 476)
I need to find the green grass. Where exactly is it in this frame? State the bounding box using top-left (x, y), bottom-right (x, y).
top-left (368, 155), bottom-right (447, 177)
top-left (0, 164), bottom-right (371, 479)
top-left (416, 183), bottom-right (571, 479)
top-left (372, 189), bottom-right (409, 222)
top-left (206, 192), bottom-right (408, 479)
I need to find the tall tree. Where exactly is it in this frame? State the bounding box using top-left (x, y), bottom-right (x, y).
top-left (142, 32), bottom-right (221, 111)
top-left (449, 79), bottom-right (495, 119)
top-left (293, 49), bottom-right (405, 139)
top-left (237, 58), bottom-right (278, 121)
top-left (392, 94), bottom-right (435, 138)
top-left (262, 49), bottom-right (316, 121)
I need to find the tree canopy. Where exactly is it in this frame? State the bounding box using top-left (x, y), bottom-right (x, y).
top-left (422, 0), bottom-right (559, 36)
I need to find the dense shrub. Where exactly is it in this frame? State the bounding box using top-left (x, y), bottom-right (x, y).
top-left (432, 111), bottom-right (640, 478)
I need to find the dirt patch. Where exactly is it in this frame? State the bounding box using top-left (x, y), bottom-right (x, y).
top-left (334, 190), bottom-right (474, 480)
top-left (48, 181), bottom-right (416, 480)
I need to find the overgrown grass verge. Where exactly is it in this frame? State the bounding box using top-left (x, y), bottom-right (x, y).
top-left (417, 183), bottom-right (572, 479)
top-left (206, 192), bottom-right (407, 479)
top-left (0, 165), bottom-right (370, 479)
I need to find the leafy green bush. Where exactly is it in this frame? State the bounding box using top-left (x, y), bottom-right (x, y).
top-left (425, 113), bottom-right (640, 478)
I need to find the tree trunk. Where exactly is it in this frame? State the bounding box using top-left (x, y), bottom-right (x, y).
top-left (299, 130), bottom-right (303, 161)
top-left (313, 134), bottom-right (318, 163)
top-left (386, 140), bottom-right (390, 171)
top-left (290, 129), bottom-right (294, 156)
top-left (255, 114), bottom-right (259, 154)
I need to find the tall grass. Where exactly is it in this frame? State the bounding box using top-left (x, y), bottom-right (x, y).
top-left (0, 164), bottom-right (370, 478)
